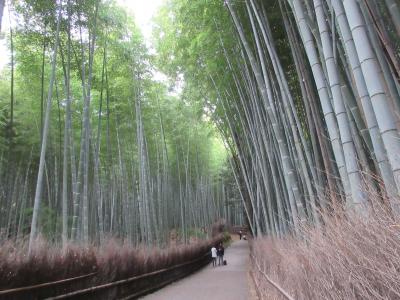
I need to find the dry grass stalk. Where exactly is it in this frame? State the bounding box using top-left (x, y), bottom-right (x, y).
top-left (251, 198), bottom-right (400, 299)
top-left (0, 235), bottom-right (224, 290)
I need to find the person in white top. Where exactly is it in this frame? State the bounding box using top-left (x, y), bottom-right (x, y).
top-left (211, 246), bottom-right (217, 267)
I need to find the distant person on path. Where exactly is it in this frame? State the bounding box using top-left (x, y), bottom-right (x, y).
top-left (211, 245), bottom-right (217, 267)
top-left (239, 230), bottom-right (242, 240)
top-left (217, 243), bottom-right (225, 266)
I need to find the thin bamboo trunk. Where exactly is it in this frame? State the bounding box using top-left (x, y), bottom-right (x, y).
top-left (29, 2), bottom-right (62, 253)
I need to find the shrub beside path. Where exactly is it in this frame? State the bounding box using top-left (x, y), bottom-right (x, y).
top-left (141, 240), bottom-right (254, 300)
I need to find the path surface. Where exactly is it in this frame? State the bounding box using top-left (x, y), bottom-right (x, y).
top-left (141, 240), bottom-right (251, 300)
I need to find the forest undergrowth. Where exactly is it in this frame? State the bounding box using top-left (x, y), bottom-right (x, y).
top-left (0, 232), bottom-right (225, 290)
top-left (251, 193), bottom-right (400, 300)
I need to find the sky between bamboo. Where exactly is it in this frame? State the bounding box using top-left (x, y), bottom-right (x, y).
top-left (0, 0), bottom-right (166, 71)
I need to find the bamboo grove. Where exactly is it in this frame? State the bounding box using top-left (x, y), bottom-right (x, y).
top-left (1, 0), bottom-right (400, 249)
top-left (154, 0), bottom-right (400, 237)
top-left (0, 0), bottom-right (243, 250)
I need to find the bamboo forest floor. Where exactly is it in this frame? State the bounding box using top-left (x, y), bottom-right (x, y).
top-left (141, 240), bottom-right (254, 300)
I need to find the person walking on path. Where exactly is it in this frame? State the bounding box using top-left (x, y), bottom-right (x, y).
top-left (238, 230), bottom-right (242, 240)
top-left (211, 245), bottom-right (217, 267)
top-left (217, 243), bottom-right (224, 266)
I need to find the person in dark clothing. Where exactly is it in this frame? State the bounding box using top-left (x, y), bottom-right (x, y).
top-left (217, 243), bottom-right (225, 266)
top-left (239, 230), bottom-right (242, 240)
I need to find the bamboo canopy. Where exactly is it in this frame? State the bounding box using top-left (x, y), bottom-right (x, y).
top-left (0, 0), bottom-right (399, 248)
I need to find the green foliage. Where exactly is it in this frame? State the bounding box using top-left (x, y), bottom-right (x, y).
top-left (153, 0), bottom-right (303, 143)
top-left (0, 0), bottom-right (227, 173)
top-left (21, 205), bottom-right (61, 239)
top-left (222, 231), bottom-right (231, 247)
top-left (0, 0), bottom-right (230, 241)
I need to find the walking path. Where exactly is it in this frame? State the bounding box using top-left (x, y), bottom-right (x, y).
top-left (141, 240), bottom-right (251, 300)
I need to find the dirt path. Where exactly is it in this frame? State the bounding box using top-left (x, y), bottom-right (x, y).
top-left (141, 240), bottom-right (252, 300)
